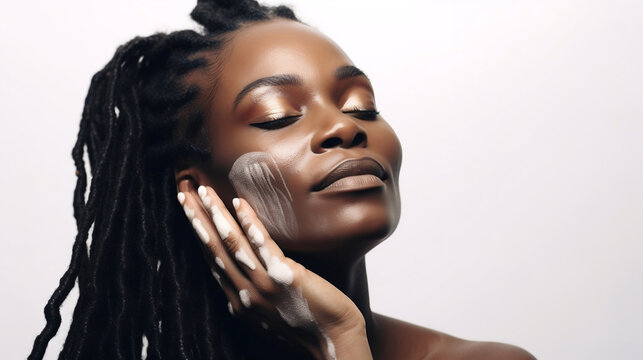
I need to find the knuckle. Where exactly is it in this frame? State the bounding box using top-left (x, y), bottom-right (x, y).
top-left (254, 278), bottom-right (279, 296)
top-left (221, 232), bottom-right (240, 252)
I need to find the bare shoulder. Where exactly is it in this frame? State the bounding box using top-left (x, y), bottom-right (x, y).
top-left (440, 339), bottom-right (537, 360)
top-left (373, 313), bottom-right (536, 360)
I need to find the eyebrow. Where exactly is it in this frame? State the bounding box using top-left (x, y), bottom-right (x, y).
top-left (334, 65), bottom-right (369, 81)
top-left (233, 65), bottom-right (370, 110)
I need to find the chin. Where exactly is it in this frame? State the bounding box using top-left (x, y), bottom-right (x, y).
top-left (283, 198), bottom-right (400, 257)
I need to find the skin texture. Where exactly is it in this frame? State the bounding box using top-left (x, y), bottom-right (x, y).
top-left (175, 19), bottom-right (536, 359)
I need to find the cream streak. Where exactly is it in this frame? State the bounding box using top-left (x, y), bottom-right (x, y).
top-left (239, 289), bottom-right (251, 308)
top-left (215, 257), bottom-right (225, 270)
top-left (247, 224), bottom-right (265, 246)
top-left (228, 152), bottom-right (298, 241)
top-left (191, 218), bottom-right (210, 244)
top-left (211, 205), bottom-right (232, 240)
top-left (235, 249), bottom-right (257, 270)
top-left (183, 205), bottom-right (195, 221)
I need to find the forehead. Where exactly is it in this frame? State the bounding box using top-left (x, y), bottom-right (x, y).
top-left (212, 19), bottom-right (354, 105)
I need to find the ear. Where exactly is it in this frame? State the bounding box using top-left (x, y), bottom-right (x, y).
top-left (173, 160), bottom-right (215, 192)
top-left (173, 158), bottom-right (238, 208)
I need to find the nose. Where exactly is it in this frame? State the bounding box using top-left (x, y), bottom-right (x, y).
top-left (311, 111), bottom-right (368, 153)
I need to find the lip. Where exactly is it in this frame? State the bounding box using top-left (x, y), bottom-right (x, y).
top-left (312, 157), bottom-right (388, 192)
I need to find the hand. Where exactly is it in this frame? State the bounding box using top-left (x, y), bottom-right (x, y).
top-left (177, 180), bottom-right (373, 360)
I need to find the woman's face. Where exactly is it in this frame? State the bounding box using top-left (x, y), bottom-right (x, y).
top-left (194, 19), bottom-right (402, 256)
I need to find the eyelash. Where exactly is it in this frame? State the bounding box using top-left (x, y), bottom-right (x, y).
top-left (250, 109), bottom-right (379, 130)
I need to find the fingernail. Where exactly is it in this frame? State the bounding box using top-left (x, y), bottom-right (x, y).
top-left (198, 185), bottom-right (207, 199)
top-left (192, 218), bottom-right (210, 244)
top-left (239, 289), bottom-right (251, 308)
top-left (177, 192), bottom-right (185, 205)
top-left (183, 205), bottom-right (195, 221)
top-left (215, 257), bottom-right (225, 270)
top-left (227, 302), bottom-right (234, 315)
top-left (235, 249), bottom-right (257, 270)
top-left (232, 198), bottom-right (240, 210)
top-left (203, 195), bottom-right (211, 208)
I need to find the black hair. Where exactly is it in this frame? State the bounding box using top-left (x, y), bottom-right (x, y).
top-left (28, 1), bottom-right (308, 359)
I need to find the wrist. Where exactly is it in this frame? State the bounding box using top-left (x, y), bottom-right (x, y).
top-left (322, 322), bottom-right (372, 360)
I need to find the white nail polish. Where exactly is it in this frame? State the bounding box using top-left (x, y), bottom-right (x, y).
top-left (227, 302), bottom-right (234, 315)
top-left (211, 205), bottom-right (232, 240)
top-left (183, 205), bottom-right (195, 221)
top-left (239, 289), bottom-right (251, 308)
top-left (215, 257), bottom-right (225, 270)
top-left (235, 249), bottom-right (256, 270)
top-left (192, 218), bottom-right (210, 244)
top-left (232, 198), bottom-right (240, 210)
top-left (247, 224), bottom-right (265, 246)
top-left (177, 192), bottom-right (185, 205)
top-left (203, 196), bottom-right (211, 208)
top-left (198, 185), bottom-right (207, 199)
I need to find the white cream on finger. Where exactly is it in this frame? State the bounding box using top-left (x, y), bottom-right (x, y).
top-left (247, 224), bottom-right (265, 246)
top-left (191, 218), bottom-right (210, 244)
top-left (239, 289), bottom-right (251, 308)
top-left (228, 153), bottom-right (337, 359)
top-left (215, 257), bottom-right (225, 270)
top-left (211, 205), bottom-right (232, 240)
top-left (235, 249), bottom-right (257, 270)
top-left (183, 205), bottom-right (195, 221)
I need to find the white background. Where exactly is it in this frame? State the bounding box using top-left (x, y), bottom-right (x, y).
top-left (1, 1), bottom-right (642, 359)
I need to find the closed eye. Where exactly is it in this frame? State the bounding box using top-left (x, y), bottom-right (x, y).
top-left (343, 109), bottom-right (379, 121)
top-left (249, 114), bottom-right (302, 130)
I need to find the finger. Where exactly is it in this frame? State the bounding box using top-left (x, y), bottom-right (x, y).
top-left (179, 181), bottom-right (276, 317)
top-left (233, 198), bottom-right (298, 287)
top-left (177, 180), bottom-right (252, 292)
top-left (208, 267), bottom-right (242, 317)
top-left (194, 184), bottom-right (285, 314)
top-left (197, 185), bottom-right (270, 283)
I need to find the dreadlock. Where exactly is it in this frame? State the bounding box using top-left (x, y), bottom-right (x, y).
top-left (28, 1), bottom-right (305, 359)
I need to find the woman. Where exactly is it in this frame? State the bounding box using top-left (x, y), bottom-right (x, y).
top-left (29, 1), bottom-right (535, 359)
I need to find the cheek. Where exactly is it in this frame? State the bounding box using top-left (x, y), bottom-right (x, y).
top-left (228, 151), bottom-right (298, 241)
top-left (370, 120), bottom-right (403, 179)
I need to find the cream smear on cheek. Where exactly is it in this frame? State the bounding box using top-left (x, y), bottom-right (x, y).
top-left (228, 152), bottom-right (298, 241)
